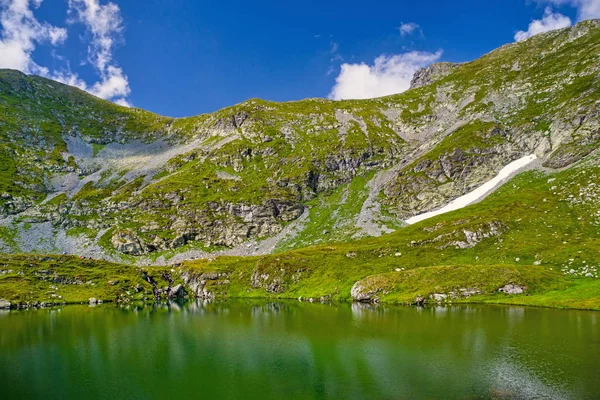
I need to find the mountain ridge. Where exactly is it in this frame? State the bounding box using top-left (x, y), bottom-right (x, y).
top-left (0, 20), bottom-right (599, 265)
top-left (1, 21), bottom-right (600, 309)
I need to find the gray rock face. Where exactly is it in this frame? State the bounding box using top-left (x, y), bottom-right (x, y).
top-left (410, 62), bottom-right (460, 89)
top-left (0, 298), bottom-right (11, 309)
top-left (498, 283), bottom-right (526, 295)
top-left (106, 200), bottom-right (305, 255)
top-left (411, 220), bottom-right (505, 250)
top-left (111, 230), bottom-right (145, 255)
top-left (1, 193), bottom-right (32, 217)
top-left (249, 265), bottom-right (306, 294)
top-left (384, 134), bottom-right (541, 220)
top-left (251, 270), bottom-right (284, 293)
top-left (180, 270), bottom-right (230, 299)
top-left (448, 221), bottom-right (505, 249)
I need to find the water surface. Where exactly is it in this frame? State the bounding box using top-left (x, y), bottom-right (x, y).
top-left (1, 301), bottom-right (599, 399)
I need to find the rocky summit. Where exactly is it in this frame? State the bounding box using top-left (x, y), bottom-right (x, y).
top-left (0, 21), bottom-right (600, 310)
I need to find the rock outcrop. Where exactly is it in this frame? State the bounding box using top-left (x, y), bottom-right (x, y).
top-left (410, 62), bottom-right (460, 89)
top-left (111, 230), bottom-right (146, 256)
top-left (168, 284), bottom-right (186, 298)
top-left (180, 270), bottom-right (230, 299)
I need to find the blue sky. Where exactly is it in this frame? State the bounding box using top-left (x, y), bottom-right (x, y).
top-left (0, 0), bottom-right (597, 117)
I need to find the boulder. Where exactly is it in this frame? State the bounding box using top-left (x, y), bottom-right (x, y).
top-left (350, 281), bottom-right (379, 302)
top-left (498, 283), bottom-right (526, 295)
top-left (0, 299), bottom-right (11, 309)
top-left (89, 297), bottom-right (98, 305)
top-left (431, 293), bottom-right (447, 302)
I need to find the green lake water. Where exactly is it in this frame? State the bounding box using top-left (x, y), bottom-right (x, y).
top-left (0, 301), bottom-right (599, 399)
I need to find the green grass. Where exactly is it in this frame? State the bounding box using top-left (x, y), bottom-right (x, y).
top-left (0, 226), bottom-right (18, 250)
top-left (3, 131), bottom-right (600, 310)
top-left (91, 143), bottom-right (106, 157)
top-left (0, 254), bottom-right (182, 304)
top-left (275, 172), bottom-right (376, 252)
top-left (173, 158), bottom-right (600, 310)
top-left (2, 21), bottom-right (599, 252)
top-left (1, 22), bottom-right (600, 310)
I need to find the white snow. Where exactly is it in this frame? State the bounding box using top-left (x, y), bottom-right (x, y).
top-left (405, 154), bottom-right (538, 225)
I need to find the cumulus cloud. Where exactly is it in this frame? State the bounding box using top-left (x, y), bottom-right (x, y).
top-left (68, 0), bottom-right (122, 71)
top-left (514, 7), bottom-right (572, 41)
top-left (89, 65), bottom-right (129, 99)
top-left (328, 50), bottom-right (442, 100)
top-left (112, 96), bottom-right (131, 107)
top-left (50, 68), bottom-right (87, 89)
top-left (67, 0), bottom-right (131, 102)
top-left (537, 0), bottom-right (600, 20)
top-left (0, 0), bottom-right (131, 106)
top-left (399, 22), bottom-right (420, 37)
top-left (0, 0), bottom-right (67, 74)
top-left (577, 0), bottom-right (600, 19)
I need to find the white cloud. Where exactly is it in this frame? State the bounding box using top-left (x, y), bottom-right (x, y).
top-left (536, 0), bottom-right (600, 20)
top-left (90, 65), bottom-right (130, 99)
top-left (328, 50), bottom-right (442, 100)
top-left (577, 0), bottom-right (600, 19)
top-left (68, 0), bottom-right (122, 71)
top-left (67, 0), bottom-right (131, 104)
top-left (514, 7), bottom-right (572, 41)
top-left (0, 0), bottom-right (67, 74)
top-left (399, 22), bottom-right (420, 37)
top-left (50, 69), bottom-right (87, 89)
top-left (113, 97), bottom-right (131, 107)
top-left (0, 0), bottom-right (131, 106)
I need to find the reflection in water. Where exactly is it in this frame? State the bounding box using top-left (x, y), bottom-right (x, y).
top-left (0, 301), bottom-right (599, 400)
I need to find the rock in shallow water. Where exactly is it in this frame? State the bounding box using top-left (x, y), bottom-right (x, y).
top-left (169, 284), bottom-right (186, 298)
top-left (431, 293), bottom-right (447, 302)
top-left (0, 298), bottom-right (11, 309)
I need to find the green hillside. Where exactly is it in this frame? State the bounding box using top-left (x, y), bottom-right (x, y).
top-left (1, 20), bottom-right (600, 310)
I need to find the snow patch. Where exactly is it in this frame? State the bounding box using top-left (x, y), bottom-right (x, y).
top-left (405, 154), bottom-right (538, 225)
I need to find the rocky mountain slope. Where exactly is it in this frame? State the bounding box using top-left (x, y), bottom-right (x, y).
top-left (3, 147), bottom-right (600, 309)
top-left (0, 20), bottom-right (599, 266)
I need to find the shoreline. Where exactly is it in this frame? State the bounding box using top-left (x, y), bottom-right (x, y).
top-left (3, 292), bottom-right (600, 312)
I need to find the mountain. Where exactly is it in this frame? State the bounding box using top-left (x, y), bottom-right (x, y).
top-left (0, 21), bottom-right (600, 309)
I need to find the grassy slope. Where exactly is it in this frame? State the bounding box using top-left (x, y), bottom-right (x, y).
top-left (1, 153), bottom-right (599, 309)
top-left (176, 152), bottom-right (600, 310)
top-left (1, 23), bottom-right (600, 308)
top-left (2, 21), bottom-right (600, 256)
top-left (274, 172), bottom-right (375, 252)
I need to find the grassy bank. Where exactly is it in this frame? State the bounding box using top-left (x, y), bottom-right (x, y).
top-left (0, 254), bottom-right (181, 306)
top-left (1, 253), bottom-right (598, 310)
